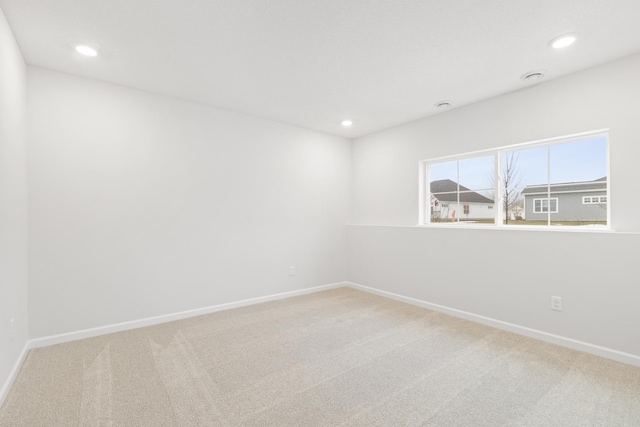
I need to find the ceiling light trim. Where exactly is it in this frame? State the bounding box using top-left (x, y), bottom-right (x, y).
top-left (75, 44), bottom-right (98, 57)
top-left (549, 34), bottom-right (577, 49)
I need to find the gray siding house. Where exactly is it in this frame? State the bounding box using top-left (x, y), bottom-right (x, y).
top-left (522, 177), bottom-right (607, 222)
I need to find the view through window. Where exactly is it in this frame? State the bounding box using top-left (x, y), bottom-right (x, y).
top-left (423, 132), bottom-right (608, 228)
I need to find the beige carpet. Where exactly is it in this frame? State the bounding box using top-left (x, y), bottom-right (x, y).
top-left (1, 287), bottom-right (639, 426)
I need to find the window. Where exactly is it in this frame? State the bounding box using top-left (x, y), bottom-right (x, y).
top-left (421, 131), bottom-right (609, 228)
top-left (583, 196), bottom-right (607, 204)
top-left (533, 198), bottom-right (558, 213)
top-left (427, 156), bottom-right (495, 224)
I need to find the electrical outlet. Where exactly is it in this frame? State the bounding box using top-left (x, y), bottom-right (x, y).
top-left (289, 266), bottom-right (295, 276)
top-left (551, 296), bottom-right (562, 311)
top-left (10, 318), bottom-right (15, 340)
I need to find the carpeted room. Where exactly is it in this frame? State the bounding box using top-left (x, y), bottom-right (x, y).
top-left (4, 288), bottom-right (640, 425)
top-left (1, 1), bottom-right (640, 426)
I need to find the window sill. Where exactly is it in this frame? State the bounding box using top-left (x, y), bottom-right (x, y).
top-left (344, 223), bottom-right (636, 234)
top-left (414, 223), bottom-right (617, 233)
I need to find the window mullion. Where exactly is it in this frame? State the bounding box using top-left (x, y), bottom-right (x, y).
top-left (456, 161), bottom-right (460, 224)
top-left (547, 146), bottom-right (551, 226)
top-left (496, 152), bottom-right (502, 227)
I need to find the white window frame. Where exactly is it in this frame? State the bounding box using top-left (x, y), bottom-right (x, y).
top-left (533, 198), bottom-right (558, 213)
top-left (418, 129), bottom-right (610, 230)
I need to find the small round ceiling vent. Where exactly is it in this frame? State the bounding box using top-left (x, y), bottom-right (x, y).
top-left (521, 70), bottom-right (546, 82)
top-left (434, 101), bottom-right (452, 109)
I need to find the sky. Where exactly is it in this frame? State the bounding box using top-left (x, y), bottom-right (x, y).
top-left (429, 136), bottom-right (607, 194)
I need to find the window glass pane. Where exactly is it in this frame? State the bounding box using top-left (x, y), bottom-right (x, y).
top-left (459, 156), bottom-right (494, 192)
top-left (428, 158), bottom-right (496, 225)
top-left (429, 161), bottom-right (457, 193)
top-left (430, 192), bottom-right (457, 223)
top-left (550, 137), bottom-right (607, 227)
top-left (456, 156), bottom-right (495, 225)
top-left (428, 161), bottom-right (458, 223)
top-left (550, 137), bottom-right (607, 184)
top-left (457, 191), bottom-right (495, 225)
top-left (503, 146), bottom-right (547, 225)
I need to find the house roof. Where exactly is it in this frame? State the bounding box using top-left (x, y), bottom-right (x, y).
top-left (431, 179), bottom-right (494, 204)
top-left (521, 177), bottom-right (607, 195)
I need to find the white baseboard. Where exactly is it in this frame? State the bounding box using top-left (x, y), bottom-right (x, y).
top-left (345, 282), bottom-right (640, 368)
top-left (29, 282), bottom-right (347, 349)
top-left (0, 341), bottom-right (30, 409)
top-left (2, 282), bottom-right (346, 407)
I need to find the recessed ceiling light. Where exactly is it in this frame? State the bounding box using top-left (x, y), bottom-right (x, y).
top-left (75, 45), bottom-right (98, 57)
top-left (521, 70), bottom-right (546, 82)
top-left (341, 120), bottom-right (353, 127)
top-left (434, 101), bottom-right (452, 109)
top-left (550, 34), bottom-right (576, 49)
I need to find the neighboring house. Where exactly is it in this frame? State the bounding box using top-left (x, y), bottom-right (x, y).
top-left (430, 179), bottom-right (494, 221)
top-left (521, 177), bottom-right (607, 222)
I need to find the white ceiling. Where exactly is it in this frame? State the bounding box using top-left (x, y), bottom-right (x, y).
top-left (2, 0), bottom-right (640, 138)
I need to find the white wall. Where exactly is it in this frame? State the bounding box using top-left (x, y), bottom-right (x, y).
top-left (28, 67), bottom-right (351, 338)
top-left (0, 6), bottom-right (28, 396)
top-left (349, 54), bottom-right (640, 359)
